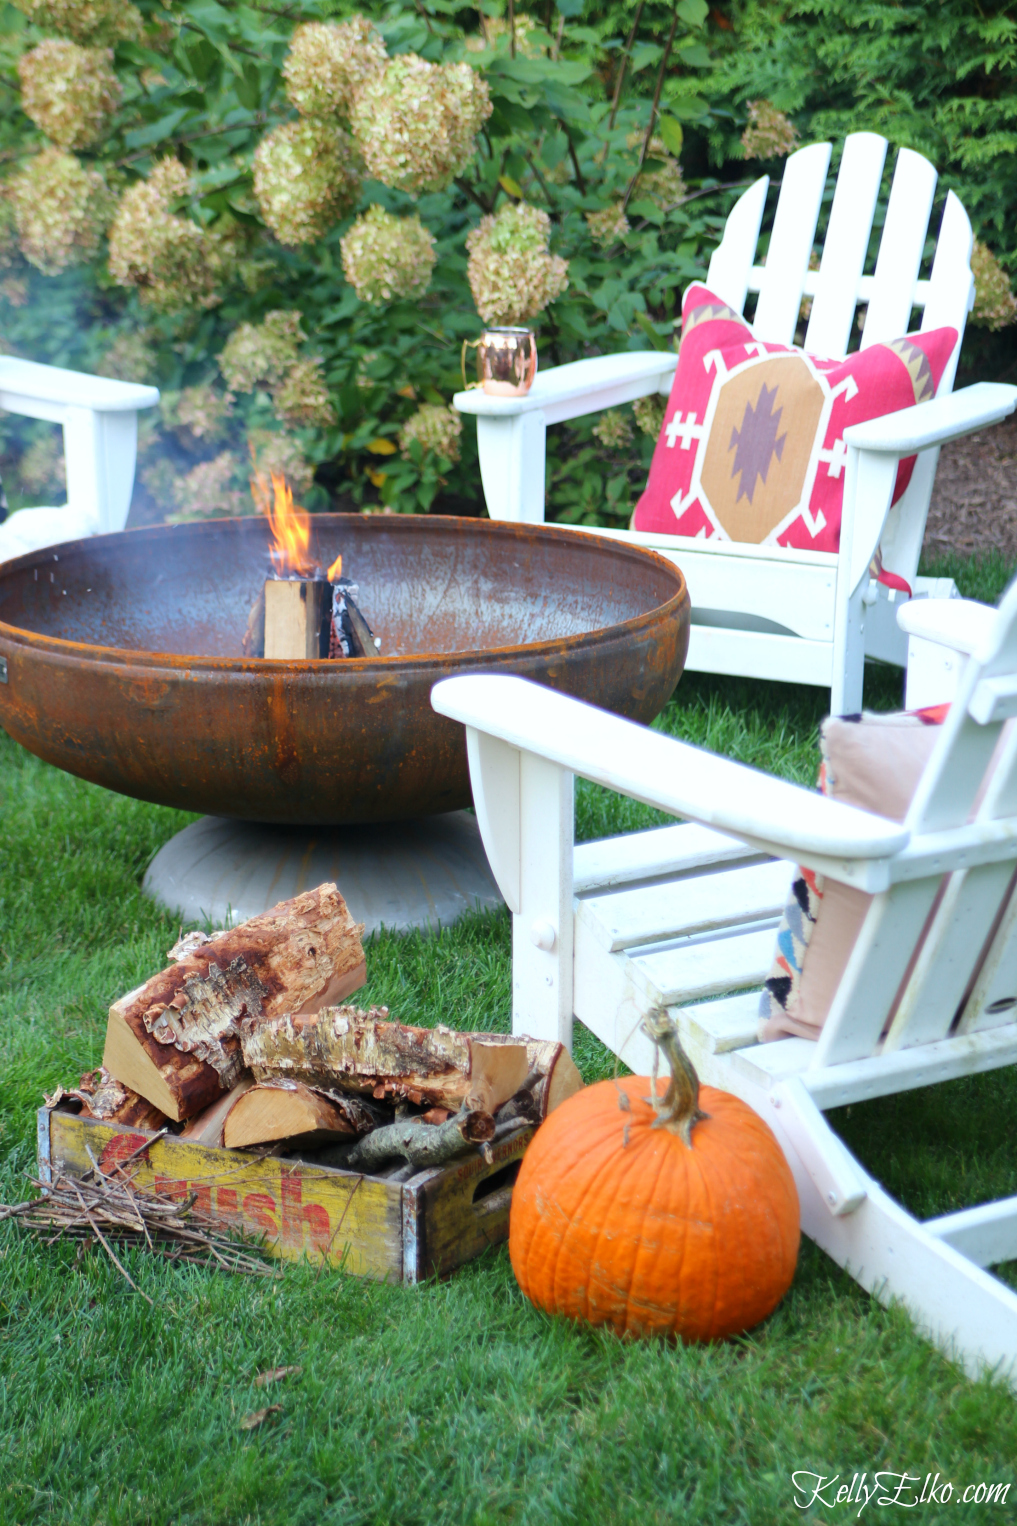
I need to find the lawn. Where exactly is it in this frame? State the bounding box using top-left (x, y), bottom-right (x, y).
top-left (1, 553), bottom-right (1016, 1525)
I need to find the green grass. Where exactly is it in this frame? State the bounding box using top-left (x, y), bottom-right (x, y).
top-left (2, 554), bottom-right (1016, 1524)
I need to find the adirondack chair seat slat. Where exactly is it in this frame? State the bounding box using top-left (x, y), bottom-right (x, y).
top-left (454, 131), bottom-right (1017, 712)
top-left (432, 585), bottom-right (1017, 1382)
top-left (577, 858), bottom-right (792, 952)
top-left (573, 821), bottom-right (756, 894)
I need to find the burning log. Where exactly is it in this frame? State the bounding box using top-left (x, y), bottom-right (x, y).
top-left (263, 577), bottom-right (331, 661)
top-left (103, 884), bottom-right (366, 1123)
top-left (241, 1007), bottom-right (531, 1113)
top-left (329, 578), bottom-right (380, 658)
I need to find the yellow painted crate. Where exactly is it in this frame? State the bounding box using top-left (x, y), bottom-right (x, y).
top-left (38, 1105), bottom-right (533, 1283)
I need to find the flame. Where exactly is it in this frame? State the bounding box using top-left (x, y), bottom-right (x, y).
top-left (326, 553), bottom-right (342, 582)
top-left (251, 467), bottom-right (319, 579)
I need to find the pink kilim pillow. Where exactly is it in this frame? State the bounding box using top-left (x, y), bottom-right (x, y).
top-left (632, 283), bottom-right (958, 552)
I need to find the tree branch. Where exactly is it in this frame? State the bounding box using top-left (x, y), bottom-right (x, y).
top-left (608, 0), bottom-right (646, 131)
top-left (621, 8), bottom-right (680, 214)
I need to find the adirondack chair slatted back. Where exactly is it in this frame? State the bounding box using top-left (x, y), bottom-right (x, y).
top-left (705, 131), bottom-right (975, 599)
top-left (708, 131), bottom-right (974, 363)
top-left (813, 585), bottom-right (1017, 1069)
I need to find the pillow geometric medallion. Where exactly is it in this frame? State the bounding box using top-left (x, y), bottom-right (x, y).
top-left (632, 283), bottom-right (959, 553)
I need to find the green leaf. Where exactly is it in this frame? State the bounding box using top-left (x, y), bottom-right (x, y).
top-left (676, 0), bottom-right (708, 26)
top-left (498, 174), bottom-right (524, 199)
top-left (235, 62), bottom-right (261, 111)
top-left (556, 0), bottom-right (584, 16)
top-left (629, 43), bottom-right (662, 74)
top-left (657, 115), bottom-right (684, 157)
top-left (667, 95), bottom-right (709, 122)
top-left (634, 311), bottom-right (671, 352)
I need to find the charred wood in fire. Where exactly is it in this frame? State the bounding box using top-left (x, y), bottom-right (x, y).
top-left (330, 579), bottom-right (379, 658)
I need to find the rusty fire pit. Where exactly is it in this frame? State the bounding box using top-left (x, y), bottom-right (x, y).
top-left (0, 513), bottom-right (689, 825)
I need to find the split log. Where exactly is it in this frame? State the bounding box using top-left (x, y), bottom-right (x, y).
top-left (318, 1107), bottom-right (495, 1172)
top-left (103, 884), bottom-right (366, 1123)
top-left (179, 1075), bottom-right (256, 1147)
top-left (263, 578), bottom-right (330, 660)
top-left (223, 1081), bottom-right (377, 1151)
top-left (65, 1066), bottom-right (169, 1131)
top-left (242, 1007), bottom-right (529, 1112)
top-left (468, 1033), bottom-right (583, 1119)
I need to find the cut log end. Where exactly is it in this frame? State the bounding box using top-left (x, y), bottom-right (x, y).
top-left (223, 1081), bottom-right (359, 1151)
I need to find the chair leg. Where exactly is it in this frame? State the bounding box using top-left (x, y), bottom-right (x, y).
top-left (752, 1077), bottom-right (1017, 1386)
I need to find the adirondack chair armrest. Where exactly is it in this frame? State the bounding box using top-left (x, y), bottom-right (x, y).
top-left (432, 675), bottom-right (908, 870)
top-left (897, 597), bottom-right (996, 656)
top-left (0, 357), bottom-right (159, 421)
top-left (0, 358), bottom-right (159, 539)
top-left (842, 382), bottom-right (1017, 456)
top-left (452, 351), bottom-right (676, 427)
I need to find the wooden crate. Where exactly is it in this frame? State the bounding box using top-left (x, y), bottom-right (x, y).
top-left (37, 1106), bottom-right (533, 1283)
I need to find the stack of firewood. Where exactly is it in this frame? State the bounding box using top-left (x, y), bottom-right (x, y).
top-left (58, 883), bottom-right (580, 1173)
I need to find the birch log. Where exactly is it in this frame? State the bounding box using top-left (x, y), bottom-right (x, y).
top-left (103, 884), bottom-right (365, 1122)
top-left (241, 1007), bottom-right (530, 1112)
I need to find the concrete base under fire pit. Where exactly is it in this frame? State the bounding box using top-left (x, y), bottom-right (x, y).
top-left (144, 810), bottom-right (504, 935)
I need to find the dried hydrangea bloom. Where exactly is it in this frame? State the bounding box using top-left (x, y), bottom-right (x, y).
top-left (592, 409), bottom-right (633, 449)
top-left (219, 311), bottom-right (305, 393)
top-left (741, 101), bottom-right (799, 160)
top-left (398, 403), bottom-right (462, 462)
top-left (10, 0), bottom-right (142, 45)
top-left (351, 55), bottom-right (491, 195)
top-left (96, 329), bottom-right (157, 382)
top-left (633, 394), bottom-right (666, 438)
top-left (586, 204), bottom-right (630, 248)
top-left (248, 429), bottom-right (314, 496)
top-left (169, 451), bottom-right (246, 520)
top-left (972, 241), bottom-right (1017, 331)
top-left (108, 158), bottom-right (225, 310)
top-left (18, 433), bottom-right (65, 497)
top-left (283, 17), bottom-right (386, 119)
top-left (638, 155), bottom-right (686, 211)
top-left (465, 13), bottom-right (545, 56)
top-left (272, 358), bottom-right (337, 429)
top-left (18, 40), bottom-right (121, 151)
top-left (466, 201), bottom-right (568, 325)
top-left (253, 118), bottom-right (361, 245)
top-left (340, 205), bottom-right (436, 304)
top-left (11, 147), bottom-right (113, 275)
top-left (161, 384), bottom-right (233, 447)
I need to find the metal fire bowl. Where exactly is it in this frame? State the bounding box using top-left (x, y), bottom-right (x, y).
top-left (0, 514), bottom-right (689, 825)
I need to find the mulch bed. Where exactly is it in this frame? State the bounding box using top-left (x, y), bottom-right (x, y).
top-left (923, 414), bottom-right (1017, 562)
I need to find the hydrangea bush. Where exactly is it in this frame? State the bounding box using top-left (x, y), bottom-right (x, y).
top-left (0, 0), bottom-right (1013, 525)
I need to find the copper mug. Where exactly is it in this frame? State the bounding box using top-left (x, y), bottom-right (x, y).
top-left (462, 326), bottom-right (537, 397)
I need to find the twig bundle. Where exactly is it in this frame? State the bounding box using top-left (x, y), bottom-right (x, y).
top-left (0, 1161), bottom-right (278, 1291)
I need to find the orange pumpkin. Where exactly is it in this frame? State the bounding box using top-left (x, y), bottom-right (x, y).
top-left (509, 1012), bottom-right (800, 1341)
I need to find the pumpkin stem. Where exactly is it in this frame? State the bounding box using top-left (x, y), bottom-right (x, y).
top-left (641, 1009), bottom-right (709, 1148)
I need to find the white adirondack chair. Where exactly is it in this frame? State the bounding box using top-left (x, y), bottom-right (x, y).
top-left (432, 579), bottom-right (1017, 1382)
top-left (454, 132), bottom-right (1017, 714)
top-left (0, 357), bottom-right (159, 562)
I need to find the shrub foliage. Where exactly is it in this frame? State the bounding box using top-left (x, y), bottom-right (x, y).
top-left (0, 0), bottom-right (1013, 526)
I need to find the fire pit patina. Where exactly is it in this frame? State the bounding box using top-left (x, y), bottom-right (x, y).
top-left (0, 514), bottom-right (689, 826)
